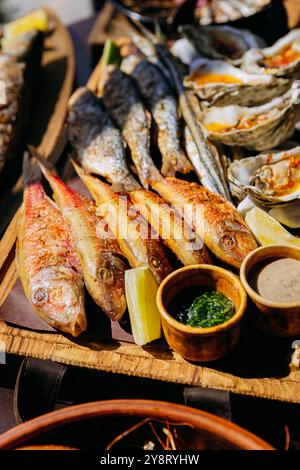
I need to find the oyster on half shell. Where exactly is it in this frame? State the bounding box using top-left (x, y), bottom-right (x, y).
top-left (242, 29), bottom-right (300, 77)
top-left (180, 24), bottom-right (264, 62)
top-left (184, 58), bottom-right (290, 107)
top-left (201, 81), bottom-right (300, 151)
top-left (228, 146), bottom-right (300, 207)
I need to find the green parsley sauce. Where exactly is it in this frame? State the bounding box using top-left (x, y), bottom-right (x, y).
top-left (169, 287), bottom-right (235, 329)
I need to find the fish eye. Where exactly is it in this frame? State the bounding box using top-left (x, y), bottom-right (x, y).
top-left (150, 256), bottom-right (161, 269)
top-left (220, 234), bottom-right (236, 250)
top-left (32, 288), bottom-right (48, 305)
top-left (98, 267), bottom-right (114, 284)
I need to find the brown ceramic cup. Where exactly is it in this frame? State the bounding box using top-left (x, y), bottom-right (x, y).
top-left (157, 265), bottom-right (247, 362)
top-left (240, 244), bottom-right (300, 337)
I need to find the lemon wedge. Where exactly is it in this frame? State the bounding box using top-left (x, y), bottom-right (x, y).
top-left (3, 9), bottom-right (48, 41)
top-left (245, 207), bottom-right (300, 248)
top-left (125, 267), bottom-right (162, 346)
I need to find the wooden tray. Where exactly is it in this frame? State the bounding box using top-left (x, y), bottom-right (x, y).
top-left (0, 9), bottom-right (300, 403)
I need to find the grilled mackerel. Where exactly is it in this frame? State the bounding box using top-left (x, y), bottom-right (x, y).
top-left (100, 66), bottom-right (161, 189)
top-left (67, 87), bottom-right (140, 192)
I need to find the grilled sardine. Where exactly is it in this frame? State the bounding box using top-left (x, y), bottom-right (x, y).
top-left (131, 59), bottom-right (192, 177)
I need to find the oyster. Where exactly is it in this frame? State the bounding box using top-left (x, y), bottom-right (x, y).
top-left (194, 0), bottom-right (270, 26)
top-left (184, 58), bottom-right (290, 106)
top-left (201, 81), bottom-right (300, 150)
top-left (180, 24), bottom-right (264, 62)
top-left (228, 146), bottom-right (300, 207)
top-left (242, 29), bottom-right (300, 77)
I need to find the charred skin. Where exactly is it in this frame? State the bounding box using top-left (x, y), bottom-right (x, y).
top-left (16, 169), bottom-right (86, 336)
top-left (67, 87), bottom-right (139, 192)
top-left (36, 158), bottom-right (127, 321)
top-left (131, 60), bottom-right (192, 177)
top-left (130, 189), bottom-right (211, 267)
top-left (73, 162), bottom-right (172, 284)
top-left (101, 66), bottom-right (161, 189)
top-left (151, 177), bottom-right (257, 268)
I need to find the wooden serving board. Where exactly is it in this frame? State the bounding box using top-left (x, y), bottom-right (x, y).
top-left (1, 8), bottom-right (300, 403)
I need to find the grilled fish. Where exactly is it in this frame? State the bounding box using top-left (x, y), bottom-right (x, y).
top-left (130, 189), bottom-right (211, 266)
top-left (67, 87), bottom-right (139, 192)
top-left (100, 66), bottom-right (161, 189)
top-left (0, 31), bottom-right (43, 174)
top-left (34, 152), bottom-right (127, 321)
top-left (16, 155), bottom-right (86, 336)
top-left (131, 59), bottom-right (192, 177)
top-left (151, 177), bottom-right (257, 268)
top-left (72, 160), bottom-right (172, 284)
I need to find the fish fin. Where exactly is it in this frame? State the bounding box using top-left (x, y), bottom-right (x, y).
top-left (22, 152), bottom-right (41, 187)
top-left (71, 157), bottom-right (86, 179)
top-left (28, 145), bottom-right (56, 180)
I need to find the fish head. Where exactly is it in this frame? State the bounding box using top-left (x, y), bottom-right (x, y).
top-left (93, 252), bottom-right (127, 321)
top-left (30, 266), bottom-right (86, 336)
top-left (217, 217), bottom-right (257, 268)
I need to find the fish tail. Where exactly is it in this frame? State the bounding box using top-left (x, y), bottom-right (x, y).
top-left (23, 152), bottom-right (42, 188)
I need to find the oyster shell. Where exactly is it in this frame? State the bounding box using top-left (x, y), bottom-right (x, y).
top-left (228, 146), bottom-right (300, 207)
top-left (242, 29), bottom-right (300, 77)
top-left (201, 81), bottom-right (300, 151)
top-left (184, 58), bottom-right (290, 106)
top-left (180, 24), bottom-right (264, 61)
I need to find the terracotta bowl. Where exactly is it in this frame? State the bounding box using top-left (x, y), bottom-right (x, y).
top-left (157, 265), bottom-right (247, 362)
top-left (240, 244), bottom-right (300, 337)
top-left (0, 400), bottom-right (273, 450)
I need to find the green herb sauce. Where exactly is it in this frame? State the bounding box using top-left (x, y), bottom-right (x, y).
top-left (169, 287), bottom-right (235, 329)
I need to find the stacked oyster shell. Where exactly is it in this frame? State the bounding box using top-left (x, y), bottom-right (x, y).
top-left (194, 0), bottom-right (271, 26)
top-left (178, 24), bottom-right (300, 212)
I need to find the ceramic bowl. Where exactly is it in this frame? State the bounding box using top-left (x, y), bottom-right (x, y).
top-left (240, 244), bottom-right (300, 337)
top-left (157, 264), bottom-right (247, 362)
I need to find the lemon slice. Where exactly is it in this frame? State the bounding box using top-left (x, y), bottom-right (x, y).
top-left (3, 9), bottom-right (48, 41)
top-left (245, 207), bottom-right (300, 248)
top-left (125, 267), bottom-right (162, 346)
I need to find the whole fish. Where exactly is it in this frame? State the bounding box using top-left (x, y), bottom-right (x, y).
top-left (67, 87), bottom-right (139, 192)
top-left (0, 30), bottom-right (43, 174)
top-left (131, 59), bottom-right (192, 177)
top-left (16, 155), bottom-right (86, 336)
top-left (151, 177), bottom-right (257, 268)
top-left (100, 66), bottom-right (161, 189)
top-left (34, 151), bottom-right (127, 321)
top-left (72, 160), bottom-right (172, 284)
top-left (130, 189), bottom-right (212, 267)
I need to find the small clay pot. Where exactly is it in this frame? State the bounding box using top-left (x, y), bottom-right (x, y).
top-left (157, 264), bottom-right (247, 362)
top-left (240, 244), bottom-right (300, 337)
